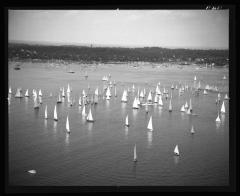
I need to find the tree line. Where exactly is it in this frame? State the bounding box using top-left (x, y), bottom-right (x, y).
top-left (8, 43), bottom-right (229, 66)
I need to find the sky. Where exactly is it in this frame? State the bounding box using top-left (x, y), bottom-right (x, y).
top-left (8, 10), bottom-right (229, 49)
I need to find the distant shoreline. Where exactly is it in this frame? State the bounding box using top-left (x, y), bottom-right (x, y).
top-left (8, 43), bottom-right (229, 67)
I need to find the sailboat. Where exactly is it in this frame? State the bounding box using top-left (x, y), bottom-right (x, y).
top-left (39, 96), bottom-right (42, 104)
top-left (39, 89), bottom-right (42, 97)
top-left (95, 88), bottom-right (99, 96)
top-left (215, 112), bottom-right (221, 122)
top-left (121, 90), bottom-right (127, 102)
top-left (62, 87), bottom-right (65, 97)
top-left (140, 90), bottom-right (144, 98)
top-left (106, 86), bottom-right (111, 97)
top-left (133, 144), bottom-right (137, 162)
top-left (33, 97), bottom-right (40, 109)
top-left (132, 97), bottom-right (139, 109)
top-left (79, 96), bottom-right (82, 106)
top-left (224, 94), bottom-right (229, 100)
top-left (194, 76), bottom-right (197, 81)
top-left (53, 105), bottom-right (58, 121)
top-left (57, 94), bottom-right (62, 103)
top-left (9, 87), bottom-right (12, 94)
top-left (86, 108), bottom-right (94, 122)
top-left (217, 93), bottom-right (221, 100)
top-left (67, 84), bottom-right (71, 94)
top-left (158, 95), bottom-right (163, 106)
top-left (82, 105), bottom-right (86, 117)
top-left (15, 88), bottom-right (23, 98)
top-left (154, 95), bottom-right (158, 103)
top-left (25, 89), bottom-right (29, 97)
top-left (190, 125), bottom-right (195, 134)
top-left (66, 116), bottom-right (70, 134)
top-left (203, 89), bottom-right (208, 95)
top-left (189, 99), bottom-right (192, 112)
top-left (184, 101), bottom-right (188, 109)
top-left (174, 145), bottom-right (180, 156)
top-left (171, 84), bottom-right (174, 89)
top-left (223, 75), bottom-right (227, 80)
top-left (44, 105), bottom-right (48, 119)
top-left (186, 107), bottom-right (191, 114)
top-left (147, 116), bottom-right (153, 131)
top-left (221, 101), bottom-right (226, 113)
top-left (169, 99), bottom-right (172, 112)
top-left (125, 115), bottom-right (130, 127)
top-left (180, 105), bottom-right (185, 112)
top-left (147, 91), bottom-right (152, 102)
top-left (114, 87), bottom-right (117, 97)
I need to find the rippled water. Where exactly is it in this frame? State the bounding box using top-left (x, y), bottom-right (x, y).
top-left (8, 63), bottom-right (229, 186)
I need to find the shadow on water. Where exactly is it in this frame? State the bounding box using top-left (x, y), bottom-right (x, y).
top-left (216, 122), bottom-right (221, 130)
top-left (132, 109), bottom-right (138, 121)
top-left (132, 162), bottom-right (137, 179)
top-left (124, 127), bottom-right (129, 140)
top-left (34, 108), bottom-right (39, 119)
top-left (147, 131), bottom-right (153, 149)
top-left (121, 103), bottom-right (126, 113)
top-left (65, 133), bottom-right (70, 147)
top-left (53, 121), bottom-right (57, 133)
top-left (174, 156), bottom-right (180, 165)
top-left (87, 122), bottom-right (93, 138)
top-left (180, 112), bottom-right (185, 120)
top-left (44, 119), bottom-right (47, 129)
top-left (221, 114), bottom-right (225, 125)
top-left (106, 100), bottom-right (110, 109)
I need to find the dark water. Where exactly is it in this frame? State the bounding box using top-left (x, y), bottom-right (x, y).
top-left (8, 63), bottom-right (229, 186)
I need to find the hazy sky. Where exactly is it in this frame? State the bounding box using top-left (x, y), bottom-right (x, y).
top-left (8, 10), bottom-right (229, 49)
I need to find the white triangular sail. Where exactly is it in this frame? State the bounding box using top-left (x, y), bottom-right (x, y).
top-left (221, 101), bottom-right (225, 113)
top-left (194, 76), bottom-right (197, 81)
top-left (82, 105), bottom-right (86, 116)
top-left (174, 145), bottom-right (179, 156)
top-left (154, 95), bottom-right (158, 103)
top-left (147, 116), bottom-right (153, 131)
top-left (169, 99), bottom-right (172, 112)
top-left (15, 88), bottom-right (22, 98)
top-left (125, 115), bottom-right (129, 127)
top-left (44, 105), bottom-right (48, 119)
top-left (54, 105), bottom-right (58, 121)
top-left (133, 144), bottom-right (137, 162)
top-left (9, 87), bottom-right (12, 94)
top-left (25, 89), bottom-right (29, 97)
top-left (216, 113), bottom-right (221, 122)
top-left (184, 101), bottom-right (188, 109)
top-left (186, 107), bottom-right (191, 114)
top-left (180, 105), bottom-right (185, 112)
top-left (224, 94), bottom-right (229, 100)
top-left (62, 87), bottom-right (65, 97)
top-left (114, 87), bottom-right (117, 97)
top-left (106, 86), bottom-right (111, 97)
top-left (33, 98), bottom-right (39, 109)
top-left (95, 88), bottom-right (99, 96)
top-left (87, 108), bottom-right (94, 122)
top-left (132, 97), bottom-right (139, 109)
top-left (147, 91), bottom-right (152, 102)
top-left (121, 90), bottom-right (127, 102)
top-left (158, 95), bottom-right (163, 106)
top-left (39, 89), bottom-right (42, 96)
top-left (57, 94), bottom-right (62, 103)
top-left (66, 116), bottom-right (70, 133)
top-left (67, 84), bottom-right (71, 93)
top-left (190, 125), bottom-right (195, 134)
top-left (203, 89), bottom-right (208, 95)
top-left (79, 97), bottom-right (82, 106)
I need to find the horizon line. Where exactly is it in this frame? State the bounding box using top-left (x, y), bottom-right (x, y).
top-left (9, 39), bottom-right (229, 51)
